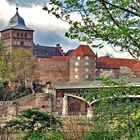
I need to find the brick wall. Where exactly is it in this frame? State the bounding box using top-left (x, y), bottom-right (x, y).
top-left (1, 29), bottom-right (33, 50)
top-left (69, 56), bottom-right (96, 82)
top-left (37, 56), bottom-right (69, 84)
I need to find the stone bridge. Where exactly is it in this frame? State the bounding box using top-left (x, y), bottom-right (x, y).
top-left (55, 81), bottom-right (140, 118)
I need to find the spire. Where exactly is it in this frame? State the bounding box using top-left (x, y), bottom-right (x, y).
top-left (16, 3), bottom-right (18, 14)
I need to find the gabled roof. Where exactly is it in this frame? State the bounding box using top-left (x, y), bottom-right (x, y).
top-left (33, 45), bottom-right (63, 58)
top-left (96, 56), bottom-right (137, 69)
top-left (71, 45), bottom-right (96, 56)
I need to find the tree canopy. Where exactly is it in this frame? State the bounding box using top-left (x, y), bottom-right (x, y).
top-left (10, 48), bottom-right (38, 86)
top-left (0, 43), bottom-right (38, 97)
top-left (85, 77), bottom-right (140, 139)
top-left (44, 0), bottom-right (140, 59)
top-left (5, 108), bottom-right (63, 140)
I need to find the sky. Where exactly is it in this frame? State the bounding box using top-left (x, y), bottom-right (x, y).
top-left (0, 0), bottom-right (133, 58)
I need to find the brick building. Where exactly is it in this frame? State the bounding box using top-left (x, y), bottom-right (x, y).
top-left (1, 6), bottom-right (140, 84)
top-left (0, 7), bottom-right (140, 118)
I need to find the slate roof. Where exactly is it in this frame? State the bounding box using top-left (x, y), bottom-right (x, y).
top-left (1, 7), bottom-right (33, 32)
top-left (65, 49), bottom-right (75, 56)
top-left (71, 45), bottom-right (96, 56)
top-left (33, 45), bottom-right (63, 58)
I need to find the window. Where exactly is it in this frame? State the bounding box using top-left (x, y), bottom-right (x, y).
top-left (21, 33), bottom-right (23, 37)
top-left (85, 68), bottom-right (89, 72)
top-left (17, 33), bottom-right (19, 37)
top-left (25, 34), bottom-right (27, 38)
top-left (85, 75), bottom-right (89, 79)
top-left (21, 41), bottom-right (24, 46)
top-left (84, 56), bottom-right (89, 60)
top-left (75, 75), bottom-right (79, 79)
top-left (75, 68), bottom-right (79, 72)
top-left (85, 62), bottom-right (89, 66)
top-left (77, 56), bottom-right (80, 60)
top-left (75, 62), bottom-right (79, 66)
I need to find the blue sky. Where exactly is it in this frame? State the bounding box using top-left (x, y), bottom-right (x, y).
top-left (0, 0), bottom-right (133, 58)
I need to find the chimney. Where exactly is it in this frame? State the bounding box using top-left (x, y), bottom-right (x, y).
top-left (56, 44), bottom-right (65, 56)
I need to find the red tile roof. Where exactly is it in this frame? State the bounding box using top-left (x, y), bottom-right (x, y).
top-left (96, 56), bottom-right (137, 69)
top-left (133, 61), bottom-right (140, 72)
top-left (71, 45), bottom-right (96, 56)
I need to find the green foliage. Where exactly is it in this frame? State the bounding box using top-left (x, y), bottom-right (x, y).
top-left (23, 131), bottom-right (48, 140)
top-left (0, 43), bottom-right (38, 95)
top-left (5, 108), bottom-right (63, 140)
top-left (84, 129), bottom-right (123, 140)
top-left (130, 135), bottom-right (140, 140)
top-left (0, 82), bottom-right (32, 101)
top-left (5, 108), bottom-right (62, 132)
top-left (10, 48), bottom-right (38, 84)
top-left (84, 78), bottom-right (140, 139)
top-left (0, 42), bottom-right (12, 82)
top-left (44, 0), bottom-right (140, 58)
top-left (23, 131), bottom-right (63, 140)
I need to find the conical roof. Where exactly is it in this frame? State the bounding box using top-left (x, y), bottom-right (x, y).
top-left (1, 6), bottom-right (33, 32)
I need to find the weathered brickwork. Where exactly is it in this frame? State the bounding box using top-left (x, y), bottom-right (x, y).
top-left (69, 56), bottom-right (96, 82)
top-left (1, 29), bottom-right (34, 51)
top-left (37, 56), bottom-right (69, 84)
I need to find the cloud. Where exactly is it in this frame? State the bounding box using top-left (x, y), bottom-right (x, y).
top-left (6, 0), bottom-right (48, 7)
top-left (33, 27), bottom-right (80, 51)
top-left (1, 0), bottom-right (133, 58)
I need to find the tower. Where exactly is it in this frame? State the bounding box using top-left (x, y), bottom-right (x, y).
top-left (69, 45), bottom-right (96, 82)
top-left (0, 6), bottom-right (34, 51)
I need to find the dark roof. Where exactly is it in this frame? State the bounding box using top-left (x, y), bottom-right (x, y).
top-left (1, 7), bottom-right (33, 32)
top-left (33, 45), bottom-right (63, 58)
top-left (65, 49), bottom-right (75, 56)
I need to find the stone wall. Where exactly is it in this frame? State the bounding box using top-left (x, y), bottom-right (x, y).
top-left (0, 91), bottom-right (56, 125)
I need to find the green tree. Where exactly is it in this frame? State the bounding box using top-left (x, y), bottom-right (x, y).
top-left (85, 77), bottom-right (140, 139)
top-left (44, 0), bottom-right (140, 59)
top-left (10, 48), bottom-right (38, 90)
top-left (5, 108), bottom-right (63, 140)
top-left (0, 42), bottom-right (12, 82)
top-left (0, 46), bottom-right (38, 100)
